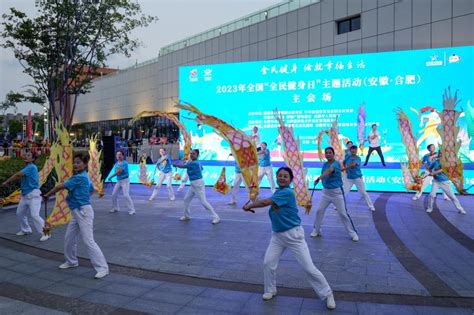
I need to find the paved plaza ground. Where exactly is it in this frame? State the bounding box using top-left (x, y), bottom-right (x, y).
top-left (0, 184), bottom-right (472, 314)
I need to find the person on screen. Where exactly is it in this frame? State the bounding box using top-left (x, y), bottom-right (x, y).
top-left (173, 149), bottom-right (220, 224)
top-left (426, 151), bottom-right (465, 214)
top-left (251, 126), bottom-right (261, 150)
top-left (343, 145), bottom-right (375, 211)
top-left (149, 148), bottom-right (175, 201)
top-left (243, 167), bottom-right (336, 310)
top-left (412, 144), bottom-right (450, 201)
top-left (363, 124), bottom-right (386, 167)
top-left (107, 149), bottom-right (136, 215)
top-left (344, 141), bottom-right (353, 159)
top-left (311, 147), bottom-right (359, 242)
top-left (258, 142), bottom-right (276, 193)
top-left (228, 162), bottom-right (245, 205)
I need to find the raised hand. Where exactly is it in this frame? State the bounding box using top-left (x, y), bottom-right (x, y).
top-left (443, 86), bottom-right (461, 110)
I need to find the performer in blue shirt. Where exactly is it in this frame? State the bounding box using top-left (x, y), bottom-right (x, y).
top-left (343, 145), bottom-right (375, 211)
top-left (173, 149), bottom-right (220, 224)
top-left (412, 144), bottom-right (449, 201)
top-left (149, 148), bottom-right (175, 201)
top-left (107, 150), bottom-right (136, 215)
top-left (426, 151), bottom-right (465, 214)
top-left (43, 153), bottom-right (109, 279)
top-left (228, 161), bottom-right (245, 205)
top-left (243, 167), bottom-right (336, 310)
top-left (312, 147), bottom-right (359, 242)
top-left (258, 142), bottom-right (276, 193)
top-left (1, 151), bottom-right (50, 242)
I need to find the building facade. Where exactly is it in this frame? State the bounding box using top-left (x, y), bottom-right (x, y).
top-left (73, 0), bottom-right (474, 137)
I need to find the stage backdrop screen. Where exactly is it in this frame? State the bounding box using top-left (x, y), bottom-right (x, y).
top-left (178, 46), bottom-right (474, 193)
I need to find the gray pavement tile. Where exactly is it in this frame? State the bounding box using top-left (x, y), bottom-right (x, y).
top-left (356, 302), bottom-right (417, 315)
top-left (240, 302), bottom-right (301, 315)
top-left (198, 287), bottom-right (254, 302)
top-left (415, 305), bottom-right (474, 314)
top-left (124, 298), bottom-right (183, 314)
top-left (0, 269), bottom-right (24, 281)
top-left (79, 290), bottom-right (135, 308)
top-left (0, 297), bottom-right (69, 315)
top-left (101, 272), bottom-right (164, 288)
top-left (5, 262), bottom-right (44, 275)
top-left (34, 270), bottom-right (77, 282)
top-left (176, 307), bottom-right (238, 315)
top-left (61, 275), bottom-right (111, 290)
top-left (186, 296), bottom-right (244, 313)
top-left (142, 289), bottom-right (196, 305)
top-left (7, 275), bottom-right (55, 290)
top-left (0, 257), bottom-right (18, 268)
top-left (2, 251), bottom-right (40, 262)
top-left (42, 282), bottom-right (93, 298)
top-left (246, 293), bottom-right (304, 308)
top-left (98, 282), bottom-right (153, 297)
top-left (301, 298), bottom-right (357, 312)
top-left (155, 282), bottom-right (206, 295)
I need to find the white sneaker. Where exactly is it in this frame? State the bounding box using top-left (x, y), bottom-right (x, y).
top-left (170, 196), bottom-right (176, 201)
top-left (412, 195), bottom-right (420, 201)
top-left (180, 215), bottom-right (190, 221)
top-left (177, 187), bottom-right (183, 192)
top-left (369, 206), bottom-right (375, 212)
top-left (310, 229), bottom-right (321, 238)
top-left (212, 217), bottom-right (221, 224)
top-left (262, 291), bottom-right (277, 301)
top-left (16, 231), bottom-right (32, 236)
top-left (459, 209), bottom-right (466, 215)
top-left (128, 210), bottom-right (136, 215)
top-left (227, 201), bottom-right (236, 205)
top-left (109, 209), bottom-right (118, 213)
top-left (426, 208), bottom-right (433, 213)
top-left (352, 234), bottom-right (359, 242)
top-left (94, 271), bottom-right (109, 279)
top-left (326, 293), bottom-right (336, 310)
top-left (59, 262), bottom-right (78, 269)
top-left (39, 234), bottom-right (51, 242)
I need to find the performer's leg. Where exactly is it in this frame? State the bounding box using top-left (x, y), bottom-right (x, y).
top-left (165, 172), bottom-right (175, 200)
top-left (16, 197), bottom-right (33, 233)
top-left (312, 191), bottom-right (332, 236)
top-left (182, 182), bottom-right (196, 218)
top-left (149, 172), bottom-right (165, 200)
top-left (111, 180), bottom-right (121, 211)
top-left (194, 179), bottom-right (219, 222)
top-left (355, 178), bottom-right (375, 210)
top-left (439, 182), bottom-right (465, 214)
top-left (414, 176), bottom-right (431, 200)
top-left (263, 233), bottom-right (285, 297)
top-left (265, 167), bottom-right (276, 193)
top-left (426, 181), bottom-right (440, 213)
top-left (375, 146), bottom-right (386, 166)
top-left (364, 147), bottom-right (375, 165)
top-left (333, 188), bottom-right (358, 240)
top-left (121, 178), bottom-right (135, 214)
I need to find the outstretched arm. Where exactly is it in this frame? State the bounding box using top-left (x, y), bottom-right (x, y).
top-left (43, 184), bottom-right (66, 198)
top-left (314, 167), bottom-right (335, 185)
top-left (242, 198), bottom-right (276, 212)
top-left (1, 171), bottom-right (24, 187)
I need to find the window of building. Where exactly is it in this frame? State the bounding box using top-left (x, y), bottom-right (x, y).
top-left (337, 15), bottom-right (360, 35)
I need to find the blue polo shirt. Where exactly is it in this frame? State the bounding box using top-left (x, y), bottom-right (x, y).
top-left (156, 155), bottom-right (172, 173)
top-left (115, 161), bottom-right (129, 180)
top-left (422, 153), bottom-right (435, 169)
top-left (259, 149), bottom-right (271, 167)
top-left (269, 187), bottom-right (301, 232)
top-left (235, 164), bottom-right (241, 174)
top-left (20, 163), bottom-right (39, 196)
top-left (430, 160), bottom-right (449, 182)
top-left (64, 171), bottom-right (94, 210)
top-left (321, 161), bottom-right (343, 189)
top-left (344, 155), bottom-right (363, 179)
top-left (185, 160), bottom-right (203, 181)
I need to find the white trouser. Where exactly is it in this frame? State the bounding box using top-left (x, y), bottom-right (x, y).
top-left (258, 166), bottom-right (276, 193)
top-left (343, 177), bottom-right (374, 209)
top-left (150, 171), bottom-right (175, 200)
top-left (414, 176), bottom-right (449, 199)
top-left (179, 173), bottom-right (189, 189)
top-left (183, 179), bottom-right (219, 219)
top-left (231, 173), bottom-right (244, 202)
top-left (111, 178), bottom-right (135, 211)
top-left (313, 188), bottom-right (357, 238)
top-left (427, 181), bottom-right (464, 211)
top-left (64, 205), bottom-right (108, 273)
top-left (17, 189), bottom-right (44, 234)
top-left (264, 226), bottom-right (332, 299)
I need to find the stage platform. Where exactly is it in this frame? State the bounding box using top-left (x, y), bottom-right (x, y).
top-left (0, 185), bottom-right (472, 314)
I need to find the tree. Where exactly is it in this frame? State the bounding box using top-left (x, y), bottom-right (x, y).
top-left (1, 0), bottom-right (157, 135)
top-left (8, 120), bottom-right (23, 138)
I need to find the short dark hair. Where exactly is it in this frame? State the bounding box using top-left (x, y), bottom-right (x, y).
top-left (192, 149), bottom-right (200, 156)
top-left (372, 123), bottom-right (377, 128)
top-left (346, 140), bottom-right (353, 145)
top-left (276, 166), bottom-right (294, 181)
top-left (350, 145), bottom-right (358, 150)
top-left (426, 144), bottom-right (434, 151)
top-left (324, 147), bottom-right (335, 154)
top-left (73, 152), bottom-right (90, 164)
top-left (116, 149), bottom-right (124, 155)
top-left (261, 141), bottom-right (267, 146)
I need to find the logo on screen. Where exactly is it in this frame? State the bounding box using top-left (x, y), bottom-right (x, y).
top-left (189, 69), bottom-right (198, 82)
top-left (426, 54), bottom-right (443, 67)
top-left (204, 68), bottom-right (213, 81)
top-left (448, 54), bottom-right (461, 63)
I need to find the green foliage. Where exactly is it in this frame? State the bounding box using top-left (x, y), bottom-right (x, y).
top-left (8, 120), bottom-right (22, 136)
top-left (1, 0), bottom-right (158, 128)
